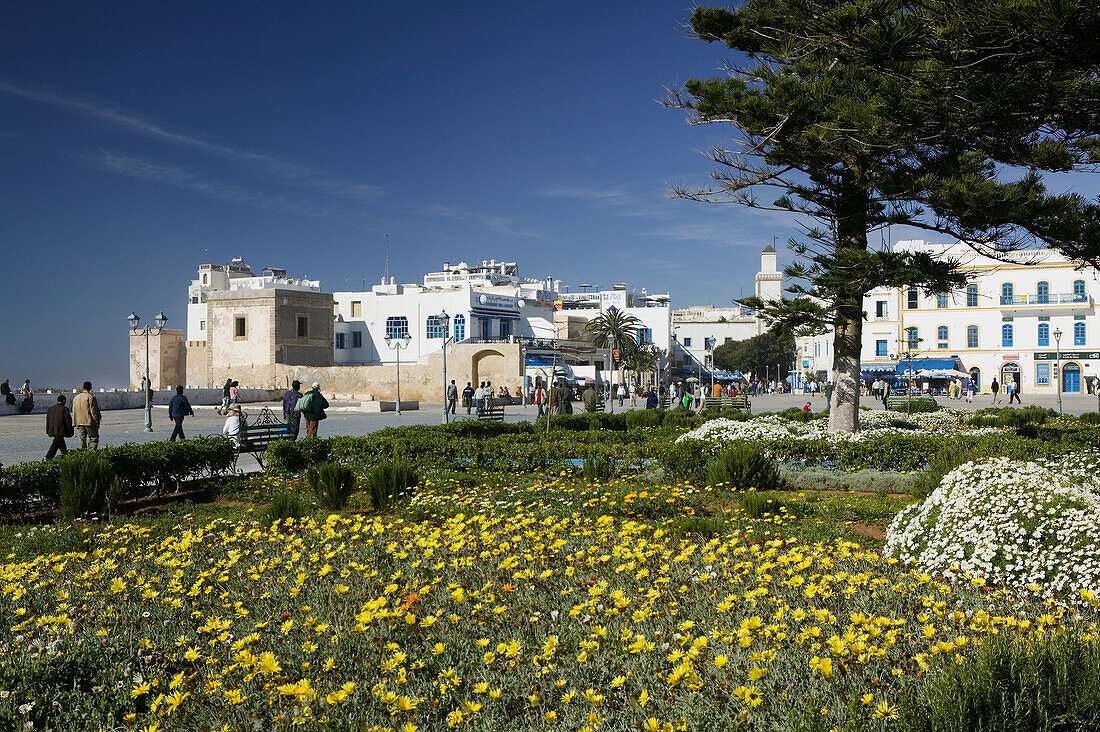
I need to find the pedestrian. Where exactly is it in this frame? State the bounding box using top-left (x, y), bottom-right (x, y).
top-left (534, 383), bottom-right (545, 417)
top-left (447, 379), bottom-right (458, 415)
top-left (220, 378), bottom-right (232, 415)
top-left (803, 401), bottom-right (812, 413)
top-left (646, 388), bottom-right (658, 409)
top-left (0, 379), bottom-right (12, 405)
top-left (45, 395), bottom-right (73, 459)
top-left (20, 380), bottom-right (31, 397)
top-left (1010, 379), bottom-right (1022, 404)
top-left (282, 380), bottom-right (303, 440)
top-left (462, 381), bottom-right (475, 415)
top-left (991, 378), bottom-right (1000, 404)
top-left (631, 385), bottom-right (639, 407)
top-left (167, 386), bottom-right (194, 441)
top-left (294, 382), bottom-right (329, 437)
top-left (483, 381), bottom-right (493, 412)
top-left (72, 381), bottom-right (102, 449)
top-left (229, 380), bottom-right (241, 406)
top-left (582, 384), bottom-right (599, 412)
top-left (222, 405), bottom-right (242, 445)
top-left (965, 379), bottom-right (975, 403)
top-left (881, 381), bottom-right (890, 409)
top-left (617, 384), bottom-right (626, 407)
top-left (474, 382), bottom-right (485, 415)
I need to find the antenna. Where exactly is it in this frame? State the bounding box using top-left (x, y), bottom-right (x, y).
top-left (383, 234), bottom-right (391, 280)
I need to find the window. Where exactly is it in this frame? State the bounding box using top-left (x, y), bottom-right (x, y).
top-left (966, 284), bottom-right (979, 307)
top-left (199, 320), bottom-right (206, 332)
top-left (1038, 323), bottom-right (1049, 347)
top-left (724, 337), bottom-right (733, 343)
top-left (906, 327), bottom-right (919, 349)
top-left (1037, 281), bottom-right (1049, 304)
top-left (453, 314), bottom-right (465, 342)
top-left (1075, 322), bottom-right (1086, 346)
top-left (814, 343), bottom-right (820, 358)
top-left (385, 316), bottom-right (409, 340)
top-left (704, 337), bottom-right (714, 351)
top-left (335, 332), bottom-right (346, 349)
top-left (937, 325), bottom-right (948, 349)
top-left (351, 301), bottom-right (362, 318)
top-left (937, 292), bottom-right (948, 309)
top-left (234, 317), bottom-right (247, 339)
top-left (426, 316), bottom-right (446, 339)
top-left (479, 317), bottom-right (491, 340)
top-left (351, 331), bottom-right (362, 348)
top-left (191, 296), bottom-right (199, 304)
top-left (876, 340), bottom-right (888, 357)
top-left (907, 287), bottom-right (919, 309)
top-left (1001, 282), bottom-right (1014, 305)
top-left (1002, 323), bottom-right (1013, 347)
top-left (297, 316), bottom-right (309, 338)
top-left (1036, 363), bottom-right (1051, 386)
top-left (499, 319), bottom-right (512, 339)
top-left (875, 300), bottom-right (888, 319)
top-left (967, 325), bottom-right (979, 348)
top-left (683, 337), bottom-right (692, 348)
top-left (1074, 279), bottom-right (1087, 302)
top-left (636, 328), bottom-right (653, 344)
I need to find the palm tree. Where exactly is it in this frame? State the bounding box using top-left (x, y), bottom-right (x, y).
top-left (623, 343), bottom-right (660, 388)
top-left (584, 309), bottom-right (642, 395)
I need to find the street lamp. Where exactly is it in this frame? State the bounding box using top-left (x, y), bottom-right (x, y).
top-left (432, 310), bottom-right (453, 424)
top-left (709, 334), bottom-right (716, 397)
top-left (1054, 327), bottom-right (1063, 414)
top-left (127, 310), bottom-right (167, 432)
top-left (384, 331), bottom-right (412, 415)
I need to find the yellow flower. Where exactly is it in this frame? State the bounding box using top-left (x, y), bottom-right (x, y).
top-left (638, 689), bottom-right (650, 707)
top-left (748, 667), bottom-right (766, 681)
top-left (713, 655), bottom-right (728, 668)
top-left (873, 702), bottom-right (898, 720)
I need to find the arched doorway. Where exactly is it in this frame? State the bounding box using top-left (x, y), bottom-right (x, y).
top-left (1000, 363), bottom-right (1020, 389)
top-left (969, 367), bottom-right (981, 390)
top-left (1062, 362), bottom-right (1081, 393)
top-left (472, 347), bottom-right (508, 387)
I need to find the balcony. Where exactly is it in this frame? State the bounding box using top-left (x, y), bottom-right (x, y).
top-left (999, 292), bottom-right (1090, 309)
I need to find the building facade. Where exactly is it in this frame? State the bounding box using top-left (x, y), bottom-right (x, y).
top-left (798, 240), bottom-right (1100, 394)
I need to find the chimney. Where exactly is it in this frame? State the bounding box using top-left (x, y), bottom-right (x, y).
top-left (390, 276), bottom-right (395, 285)
top-left (554, 279), bottom-right (563, 291)
top-left (443, 260), bottom-right (450, 270)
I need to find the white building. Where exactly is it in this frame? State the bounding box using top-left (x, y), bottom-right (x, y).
top-left (186, 259), bottom-right (321, 342)
top-left (798, 239), bottom-right (1100, 394)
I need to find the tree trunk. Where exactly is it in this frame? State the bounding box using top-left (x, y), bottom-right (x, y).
top-left (828, 316), bottom-right (862, 433)
top-left (828, 169), bottom-right (869, 433)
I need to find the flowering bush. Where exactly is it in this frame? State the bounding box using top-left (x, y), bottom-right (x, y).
top-left (885, 456), bottom-right (1100, 598)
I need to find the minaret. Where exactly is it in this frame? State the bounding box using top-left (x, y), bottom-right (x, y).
top-left (754, 244), bottom-right (783, 302)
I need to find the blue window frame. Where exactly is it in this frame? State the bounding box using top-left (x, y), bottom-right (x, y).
top-left (1037, 281), bottom-right (1049, 304)
top-left (705, 337), bottom-right (715, 351)
top-left (683, 337), bottom-right (692, 347)
top-left (906, 327), bottom-right (919, 349)
top-left (426, 316), bottom-right (446, 339)
top-left (1002, 323), bottom-right (1013, 347)
top-left (967, 325), bottom-right (979, 348)
top-left (937, 325), bottom-right (948, 349)
top-left (1074, 279), bottom-right (1087, 302)
top-left (499, 319), bottom-right (512, 339)
top-left (1001, 282), bottom-right (1014, 305)
top-left (1038, 323), bottom-right (1049, 347)
top-left (876, 340), bottom-right (888, 357)
top-left (351, 330), bottom-right (362, 348)
top-left (937, 292), bottom-right (948, 309)
top-left (907, 287), bottom-right (919, 309)
top-left (453, 314), bottom-right (465, 342)
top-left (385, 316), bottom-right (409, 340)
top-left (636, 327), bottom-right (653, 344)
top-left (966, 284), bottom-right (979, 307)
top-left (335, 332), bottom-right (346, 349)
top-left (1036, 363), bottom-right (1050, 386)
top-left (1075, 322), bottom-right (1086, 346)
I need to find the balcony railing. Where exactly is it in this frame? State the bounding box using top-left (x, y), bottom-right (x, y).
top-left (1000, 293), bottom-right (1089, 306)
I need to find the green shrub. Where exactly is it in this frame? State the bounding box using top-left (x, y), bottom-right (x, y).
top-left (662, 408), bottom-right (700, 431)
top-left (740, 491), bottom-right (787, 518)
top-left (305, 463), bottom-right (357, 510)
top-left (658, 439), bottom-right (710, 485)
top-left (897, 632), bottom-right (1100, 732)
top-left (1079, 411), bottom-right (1100, 425)
top-left (58, 451), bottom-right (120, 519)
top-left (264, 440), bottom-right (307, 476)
top-left (625, 409), bottom-right (662, 430)
top-left (581, 458), bottom-right (615, 482)
top-left (707, 445), bottom-right (784, 492)
top-left (966, 406), bottom-right (1056, 428)
top-left (265, 491), bottom-right (309, 523)
top-left (910, 442), bottom-right (990, 500)
top-left (365, 460), bottom-right (418, 510)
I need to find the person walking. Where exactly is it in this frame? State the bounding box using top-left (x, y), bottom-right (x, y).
top-left (282, 380), bottom-right (303, 439)
top-left (229, 381), bottom-right (241, 406)
top-left (45, 395), bottom-right (73, 459)
top-left (167, 386), bottom-right (194, 441)
top-left (991, 378), bottom-right (1000, 404)
top-left (473, 382), bottom-right (485, 416)
top-left (220, 378), bottom-right (232, 415)
top-left (617, 384), bottom-right (626, 408)
top-left (72, 381), bottom-right (102, 449)
top-left (446, 379), bottom-right (458, 415)
top-left (582, 383), bottom-right (598, 412)
top-left (646, 388), bottom-right (658, 409)
top-left (462, 381), bottom-right (475, 415)
top-left (295, 382), bottom-right (329, 437)
top-left (534, 383), bottom-right (545, 417)
top-left (965, 379), bottom-right (975, 403)
top-left (1010, 378), bottom-right (1022, 404)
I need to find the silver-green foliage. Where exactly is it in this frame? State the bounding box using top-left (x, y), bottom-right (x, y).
top-left (58, 450), bottom-right (120, 519)
top-left (306, 463), bottom-right (356, 511)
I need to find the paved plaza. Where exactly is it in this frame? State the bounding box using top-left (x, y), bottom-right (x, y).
top-left (1, 391), bottom-right (1098, 466)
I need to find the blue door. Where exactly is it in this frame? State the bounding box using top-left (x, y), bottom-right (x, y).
top-left (1063, 363), bottom-right (1081, 393)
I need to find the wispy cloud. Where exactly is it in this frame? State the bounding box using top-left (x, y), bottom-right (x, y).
top-left (84, 151), bottom-right (330, 216)
top-left (425, 203), bottom-right (545, 239)
top-left (540, 182), bottom-right (674, 219)
top-left (0, 80), bottom-right (383, 201)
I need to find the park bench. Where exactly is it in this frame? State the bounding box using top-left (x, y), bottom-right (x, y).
top-left (704, 395), bottom-right (751, 411)
top-left (477, 401), bottom-right (506, 422)
top-left (235, 407), bottom-right (292, 470)
top-left (885, 396), bottom-right (937, 412)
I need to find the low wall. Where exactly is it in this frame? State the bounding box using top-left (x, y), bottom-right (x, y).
top-left (0, 388), bottom-right (283, 417)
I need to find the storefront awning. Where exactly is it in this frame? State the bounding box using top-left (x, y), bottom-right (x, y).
top-left (470, 308), bottom-right (520, 320)
top-left (895, 358), bottom-right (960, 376)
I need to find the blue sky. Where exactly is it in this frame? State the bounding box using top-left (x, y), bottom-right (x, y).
top-left (2, 2), bottom-right (1096, 388)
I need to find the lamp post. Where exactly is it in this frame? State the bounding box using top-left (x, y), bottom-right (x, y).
top-left (1054, 327), bottom-right (1063, 415)
top-left (432, 310), bottom-right (453, 424)
top-left (709, 334), bottom-right (716, 396)
top-left (384, 332), bottom-right (412, 415)
top-left (127, 310), bottom-right (167, 432)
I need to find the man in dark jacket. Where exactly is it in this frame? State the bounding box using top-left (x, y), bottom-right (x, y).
top-left (282, 380), bottom-right (303, 439)
top-left (168, 386), bottom-right (194, 441)
top-left (581, 384), bottom-right (598, 412)
top-left (45, 395), bottom-right (73, 459)
top-left (295, 382), bottom-right (330, 437)
top-left (462, 382), bottom-right (475, 414)
top-left (645, 388), bottom-right (658, 409)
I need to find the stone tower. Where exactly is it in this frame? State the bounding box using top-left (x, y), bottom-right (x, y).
top-left (754, 244), bottom-right (783, 302)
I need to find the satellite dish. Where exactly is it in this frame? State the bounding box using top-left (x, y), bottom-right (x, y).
top-left (479, 294), bottom-right (488, 305)
top-left (517, 299), bottom-right (526, 309)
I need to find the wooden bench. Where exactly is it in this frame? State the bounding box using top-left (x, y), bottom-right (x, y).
top-left (885, 396), bottom-right (937, 412)
top-left (704, 395), bottom-right (751, 411)
top-left (477, 402), bottom-right (506, 422)
top-left (236, 407), bottom-right (292, 469)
